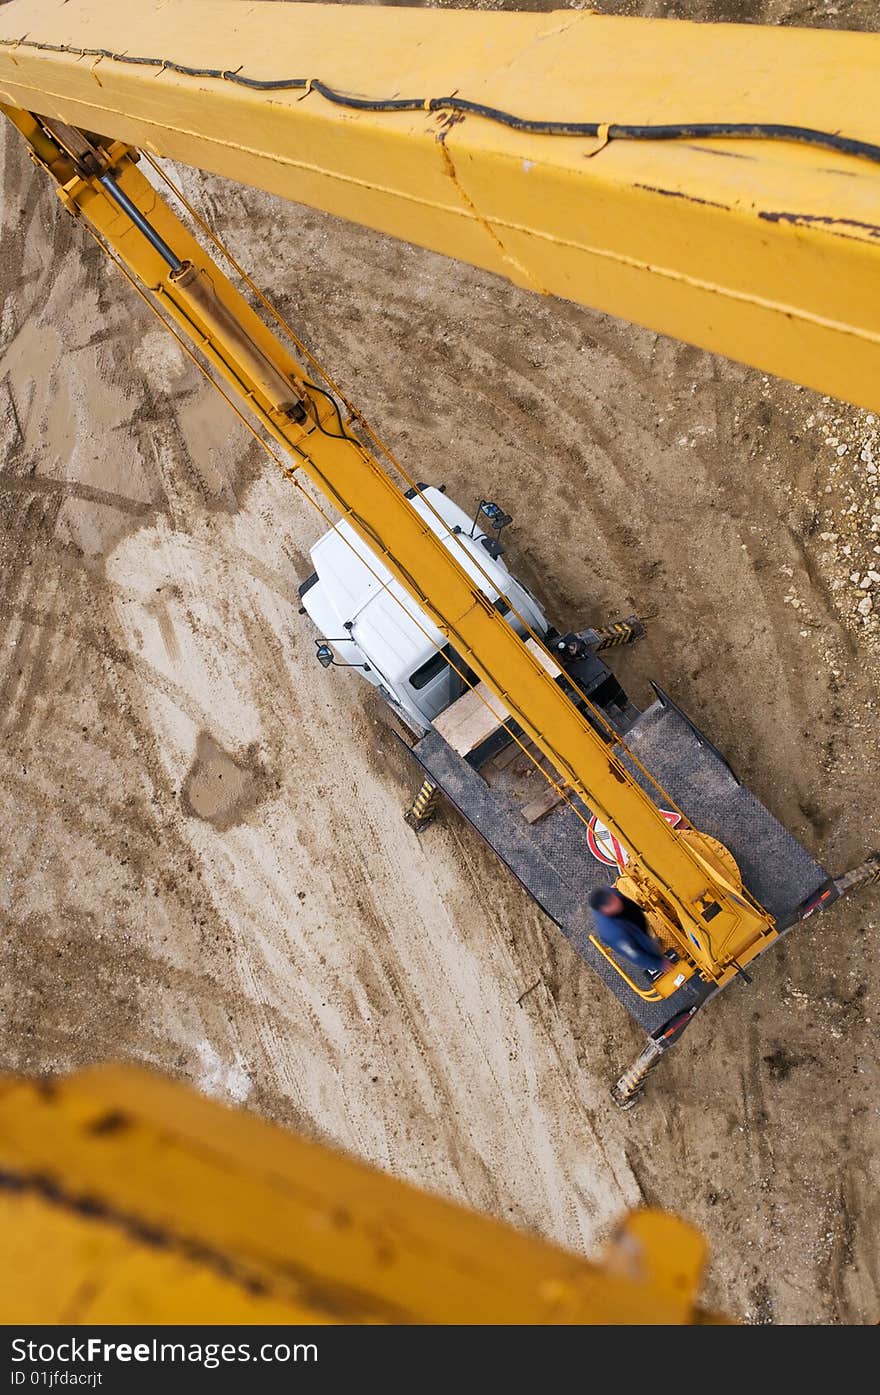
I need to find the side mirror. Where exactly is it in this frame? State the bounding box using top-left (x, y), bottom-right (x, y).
top-left (315, 636), bottom-right (370, 671)
top-left (479, 500), bottom-right (512, 533)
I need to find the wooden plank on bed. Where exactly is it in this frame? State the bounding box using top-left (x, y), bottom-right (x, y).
top-left (433, 638), bottom-right (562, 757)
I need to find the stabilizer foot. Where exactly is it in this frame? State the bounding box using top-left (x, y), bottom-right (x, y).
top-left (405, 778), bottom-right (441, 832)
top-left (612, 1007), bottom-right (700, 1109)
top-left (832, 851), bottom-right (880, 899)
top-left (591, 615), bottom-right (647, 651)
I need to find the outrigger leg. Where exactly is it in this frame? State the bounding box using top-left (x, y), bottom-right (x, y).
top-left (831, 852), bottom-right (880, 899)
top-left (405, 777), bottom-right (442, 832)
top-left (612, 1007), bottom-right (702, 1109)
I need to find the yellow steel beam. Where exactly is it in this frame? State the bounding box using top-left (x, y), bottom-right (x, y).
top-left (1, 108), bottom-right (776, 976)
top-left (1, 2), bottom-right (880, 408)
top-left (0, 1066), bottom-right (719, 1323)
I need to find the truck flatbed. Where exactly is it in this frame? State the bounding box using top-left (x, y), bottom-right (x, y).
top-left (408, 688), bottom-right (834, 1036)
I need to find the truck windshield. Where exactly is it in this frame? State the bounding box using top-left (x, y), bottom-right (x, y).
top-left (410, 644), bottom-right (453, 690)
top-left (410, 598), bottom-right (512, 691)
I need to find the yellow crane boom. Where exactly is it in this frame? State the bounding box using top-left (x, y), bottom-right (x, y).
top-left (0, 103), bottom-right (778, 982)
top-left (0, 1065), bottom-right (722, 1324)
top-left (2, 0), bottom-right (880, 408)
top-left (2, 2), bottom-right (880, 986)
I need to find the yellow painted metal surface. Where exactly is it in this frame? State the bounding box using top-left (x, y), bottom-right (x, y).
top-left (0, 1066), bottom-right (719, 1323)
top-left (1, 2), bottom-right (880, 408)
top-left (0, 108), bottom-right (779, 978)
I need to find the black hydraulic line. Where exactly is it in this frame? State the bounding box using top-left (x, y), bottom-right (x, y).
top-left (98, 173), bottom-right (183, 271)
top-left (5, 37), bottom-right (880, 168)
top-left (302, 378), bottom-right (353, 441)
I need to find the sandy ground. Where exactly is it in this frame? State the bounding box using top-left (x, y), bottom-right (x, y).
top-left (2, 0), bottom-right (879, 1326)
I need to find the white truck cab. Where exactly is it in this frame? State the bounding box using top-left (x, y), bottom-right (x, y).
top-left (299, 486), bottom-right (548, 728)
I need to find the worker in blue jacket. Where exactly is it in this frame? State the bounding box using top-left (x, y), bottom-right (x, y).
top-left (588, 885), bottom-right (676, 982)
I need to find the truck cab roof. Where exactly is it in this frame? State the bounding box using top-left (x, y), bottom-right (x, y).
top-left (305, 487), bottom-right (540, 695)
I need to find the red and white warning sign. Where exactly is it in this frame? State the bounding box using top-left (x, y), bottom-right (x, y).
top-left (587, 811), bottom-right (683, 875)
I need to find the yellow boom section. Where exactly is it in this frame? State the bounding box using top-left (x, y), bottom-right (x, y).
top-left (0, 1066), bottom-right (720, 1323)
top-left (1, 108), bottom-right (777, 978)
top-left (1, 1), bottom-right (880, 408)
